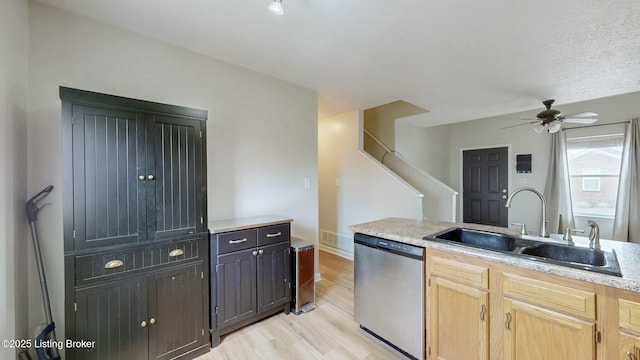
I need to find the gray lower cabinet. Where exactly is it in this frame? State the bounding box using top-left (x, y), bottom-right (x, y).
top-left (211, 222), bottom-right (291, 346)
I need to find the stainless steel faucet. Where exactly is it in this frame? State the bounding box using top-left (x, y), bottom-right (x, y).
top-left (587, 220), bottom-right (601, 250)
top-left (504, 187), bottom-right (550, 238)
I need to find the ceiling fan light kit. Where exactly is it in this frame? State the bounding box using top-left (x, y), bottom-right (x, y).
top-left (504, 99), bottom-right (599, 134)
top-left (269, 0), bottom-right (284, 15)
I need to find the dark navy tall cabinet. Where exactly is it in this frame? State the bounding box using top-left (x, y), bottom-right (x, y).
top-left (61, 87), bottom-right (209, 360)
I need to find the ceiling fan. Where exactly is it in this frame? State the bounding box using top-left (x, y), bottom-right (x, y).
top-left (503, 99), bottom-right (598, 133)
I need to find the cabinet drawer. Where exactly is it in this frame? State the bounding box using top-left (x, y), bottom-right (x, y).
top-left (257, 223), bottom-right (290, 246)
top-left (620, 299), bottom-right (640, 333)
top-left (74, 238), bottom-right (204, 286)
top-left (429, 256), bottom-right (489, 289)
top-left (218, 229), bottom-right (258, 254)
top-left (502, 273), bottom-right (596, 320)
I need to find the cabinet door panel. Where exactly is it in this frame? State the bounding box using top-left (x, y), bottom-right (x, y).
top-left (430, 276), bottom-right (489, 360)
top-left (621, 332), bottom-right (640, 360)
top-left (74, 277), bottom-right (147, 360)
top-left (257, 242), bottom-right (290, 313)
top-left (148, 263), bottom-right (206, 360)
top-left (147, 115), bottom-right (203, 239)
top-left (503, 299), bottom-right (596, 360)
top-left (72, 105), bottom-right (146, 249)
top-left (217, 249), bottom-right (257, 328)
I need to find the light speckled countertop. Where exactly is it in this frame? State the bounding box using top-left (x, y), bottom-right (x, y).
top-left (350, 217), bottom-right (640, 292)
top-left (209, 215), bottom-right (293, 234)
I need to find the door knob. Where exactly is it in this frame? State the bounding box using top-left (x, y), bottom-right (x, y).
top-left (139, 175), bottom-right (146, 181)
top-left (141, 320), bottom-right (148, 328)
top-left (147, 175), bottom-right (155, 180)
top-left (252, 250), bottom-right (258, 256)
top-left (258, 249), bottom-right (264, 255)
top-left (150, 317), bottom-right (156, 325)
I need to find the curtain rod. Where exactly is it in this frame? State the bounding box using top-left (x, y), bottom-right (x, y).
top-left (563, 120), bottom-right (631, 131)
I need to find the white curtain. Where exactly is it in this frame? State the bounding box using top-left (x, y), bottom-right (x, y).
top-left (544, 131), bottom-right (575, 234)
top-left (613, 118), bottom-right (640, 243)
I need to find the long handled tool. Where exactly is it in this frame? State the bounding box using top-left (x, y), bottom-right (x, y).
top-left (26, 185), bottom-right (61, 360)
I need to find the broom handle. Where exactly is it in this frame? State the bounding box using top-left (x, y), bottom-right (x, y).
top-left (29, 222), bottom-right (55, 328)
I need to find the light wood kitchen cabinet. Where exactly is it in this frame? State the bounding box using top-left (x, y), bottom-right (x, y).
top-left (619, 298), bottom-right (640, 360)
top-left (502, 272), bottom-right (597, 359)
top-left (428, 256), bottom-right (489, 360)
top-left (502, 298), bottom-right (596, 359)
top-left (426, 249), bottom-right (606, 360)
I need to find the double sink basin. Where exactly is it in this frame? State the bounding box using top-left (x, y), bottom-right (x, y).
top-left (424, 227), bottom-right (622, 277)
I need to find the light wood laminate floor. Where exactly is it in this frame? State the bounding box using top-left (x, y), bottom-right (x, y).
top-left (197, 250), bottom-right (406, 359)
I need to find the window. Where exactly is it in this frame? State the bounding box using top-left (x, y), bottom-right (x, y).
top-left (567, 134), bottom-right (624, 217)
top-left (581, 168), bottom-right (601, 191)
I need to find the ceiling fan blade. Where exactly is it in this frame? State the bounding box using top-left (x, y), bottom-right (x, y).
top-left (502, 121), bottom-right (539, 129)
top-left (562, 117), bottom-right (598, 124)
top-left (563, 112), bottom-right (598, 118)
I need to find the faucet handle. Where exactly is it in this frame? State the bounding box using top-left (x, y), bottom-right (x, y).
top-left (563, 227), bottom-right (584, 246)
top-left (511, 223), bottom-right (528, 236)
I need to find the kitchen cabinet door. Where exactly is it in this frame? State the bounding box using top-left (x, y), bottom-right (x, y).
top-left (503, 299), bottom-right (596, 360)
top-left (147, 114), bottom-right (204, 240)
top-left (621, 332), bottom-right (640, 360)
top-left (148, 263), bottom-right (207, 360)
top-left (257, 242), bottom-right (290, 314)
top-left (74, 277), bottom-right (148, 360)
top-left (429, 276), bottom-right (489, 360)
top-left (216, 248), bottom-right (258, 329)
top-left (70, 105), bottom-right (147, 250)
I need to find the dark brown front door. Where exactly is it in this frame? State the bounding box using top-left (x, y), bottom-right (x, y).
top-left (463, 147), bottom-right (509, 227)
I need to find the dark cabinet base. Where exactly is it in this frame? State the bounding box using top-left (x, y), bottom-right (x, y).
top-left (209, 220), bottom-right (292, 348)
top-left (211, 302), bottom-right (290, 347)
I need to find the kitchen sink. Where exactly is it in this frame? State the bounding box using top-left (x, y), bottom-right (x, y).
top-left (424, 227), bottom-right (622, 277)
top-left (521, 243), bottom-right (606, 266)
top-left (520, 242), bottom-right (621, 276)
top-left (429, 228), bottom-right (517, 251)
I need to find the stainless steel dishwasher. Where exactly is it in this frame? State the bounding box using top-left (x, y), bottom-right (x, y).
top-left (354, 233), bottom-right (425, 360)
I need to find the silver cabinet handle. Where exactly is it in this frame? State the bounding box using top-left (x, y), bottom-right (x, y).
top-left (105, 260), bottom-right (123, 269)
top-left (169, 249), bottom-right (184, 257)
top-left (150, 317), bottom-right (156, 325)
top-left (141, 320), bottom-right (147, 328)
top-left (252, 250), bottom-right (258, 256)
top-left (258, 249), bottom-right (264, 255)
top-left (139, 175), bottom-right (146, 181)
top-left (229, 238), bottom-right (247, 244)
top-left (627, 351), bottom-right (634, 360)
top-left (147, 175), bottom-right (155, 180)
top-left (266, 232), bottom-right (282, 238)
top-left (479, 304), bottom-right (486, 322)
top-left (505, 312), bottom-right (511, 330)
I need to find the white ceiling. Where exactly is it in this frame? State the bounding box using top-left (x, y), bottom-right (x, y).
top-left (38, 0), bottom-right (640, 126)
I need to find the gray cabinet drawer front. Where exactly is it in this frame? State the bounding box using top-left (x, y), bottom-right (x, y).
top-left (218, 229), bottom-right (258, 254)
top-left (74, 238), bottom-right (204, 286)
top-left (257, 224), bottom-right (290, 246)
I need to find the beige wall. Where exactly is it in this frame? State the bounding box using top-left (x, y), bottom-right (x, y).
top-left (0, 0), bottom-right (29, 358)
top-left (396, 120), bottom-right (454, 189)
top-left (319, 110), bottom-right (421, 257)
top-left (27, 1), bottom-right (318, 348)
